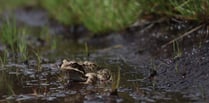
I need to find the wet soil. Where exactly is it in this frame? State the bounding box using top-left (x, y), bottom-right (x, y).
top-left (88, 19), bottom-right (209, 102)
top-left (0, 7), bottom-right (209, 103)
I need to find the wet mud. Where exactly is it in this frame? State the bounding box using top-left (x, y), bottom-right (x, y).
top-left (89, 18), bottom-right (209, 102)
top-left (0, 7), bottom-right (209, 103)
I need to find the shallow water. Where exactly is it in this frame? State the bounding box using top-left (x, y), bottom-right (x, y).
top-left (1, 8), bottom-right (208, 102)
top-left (0, 38), bottom-right (199, 103)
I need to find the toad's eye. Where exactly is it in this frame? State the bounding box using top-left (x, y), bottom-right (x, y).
top-left (70, 63), bottom-right (80, 68)
top-left (69, 63), bottom-right (85, 73)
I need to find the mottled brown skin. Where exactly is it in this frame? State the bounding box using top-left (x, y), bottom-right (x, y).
top-left (84, 73), bottom-right (98, 84)
top-left (61, 59), bottom-right (85, 74)
top-left (60, 59), bottom-right (111, 84)
top-left (97, 69), bottom-right (112, 82)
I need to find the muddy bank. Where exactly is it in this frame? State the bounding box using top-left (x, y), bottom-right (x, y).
top-left (157, 43), bottom-right (209, 101)
top-left (88, 19), bottom-right (209, 102)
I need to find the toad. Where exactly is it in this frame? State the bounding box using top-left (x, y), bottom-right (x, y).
top-left (60, 59), bottom-right (111, 84)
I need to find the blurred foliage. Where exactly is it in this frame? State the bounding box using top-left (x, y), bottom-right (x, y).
top-left (0, 0), bottom-right (208, 33)
top-left (41, 0), bottom-right (78, 25)
top-left (0, 19), bottom-right (19, 51)
top-left (41, 0), bottom-right (140, 33)
top-left (169, 0), bottom-right (209, 20)
top-left (138, 0), bottom-right (173, 15)
top-left (0, 71), bottom-right (15, 95)
top-left (138, 0), bottom-right (209, 20)
top-left (69, 0), bottom-right (140, 33)
top-left (0, 19), bottom-right (28, 61)
top-left (0, 0), bottom-right (37, 12)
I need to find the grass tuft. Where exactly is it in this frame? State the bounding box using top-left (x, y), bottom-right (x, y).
top-left (0, 19), bottom-right (18, 52)
top-left (41, 0), bottom-right (78, 25)
top-left (111, 66), bottom-right (121, 94)
top-left (84, 42), bottom-right (89, 57)
top-left (69, 0), bottom-right (140, 33)
top-left (0, 19), bottom-right (29, 62)
top-left (34, 51), bottom-right (42, 72)
top-left (17, 29), bottom-right (28, 61)
top-left (170, 0), bottom-right (209, 20)
top-left (173, 41), bottom-right (182, 59)
top-left (0, 49), bottom-right (9, 67)
top-left (40, 0), bottom-right (140, 33)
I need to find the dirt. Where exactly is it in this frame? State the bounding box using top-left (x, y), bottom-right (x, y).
top-left (86, 19), bottom-right (209, 102)
top-left (1, 7), bottom-right (209, 102)
top-left (157, 43), bottom-right (209, 100)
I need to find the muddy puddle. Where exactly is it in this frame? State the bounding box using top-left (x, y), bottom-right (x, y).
top-left (0, 38), bottom-right (198, 103)
top-left (0, 8), bottom-right (209, 103)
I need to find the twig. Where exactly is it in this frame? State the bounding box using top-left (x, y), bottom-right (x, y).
top-left (161, 24), bottom-right (203, 48)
